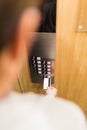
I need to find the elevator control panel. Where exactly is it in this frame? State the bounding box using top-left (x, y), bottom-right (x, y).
top-left (29, 33), bottom-right (55, 84)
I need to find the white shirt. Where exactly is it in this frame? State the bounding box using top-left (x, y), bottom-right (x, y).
top-left (0, 92), bottom-right (86, 130)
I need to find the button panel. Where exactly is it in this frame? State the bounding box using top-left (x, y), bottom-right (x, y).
top-left (32, 56), bottom-right (52, 76)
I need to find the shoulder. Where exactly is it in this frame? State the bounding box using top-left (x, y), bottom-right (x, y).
top-left (9, 92), bottom-right (87, 130)
top-left (11, 92), bottom-right (86, 120)
top-left (40, 95), bottom-right (87, 130)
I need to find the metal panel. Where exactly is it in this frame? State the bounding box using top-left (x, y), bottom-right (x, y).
top-left (29, 33), bottom-right (56, 84)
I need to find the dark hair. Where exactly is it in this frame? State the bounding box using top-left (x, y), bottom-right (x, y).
top-left (0, 0), bottom-right (41, 52)
top-left (39, 0), bottom-right (56, 32)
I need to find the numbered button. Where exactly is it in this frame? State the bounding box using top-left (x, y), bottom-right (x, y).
top-left (43, 71), bottom-right (47, 75)
top-left (37, 57), bottom-right (41, 60)
top-left (38, 68), bottom-right (42, 71)
top-left (38, 71), bottom-right (42, 74)
top-left (38, 64), bottom-right (41, 67)
top-left (43, 64), bottom-right (47, 68)
top-left (32, 60), bottom-right (36, 64)
top-left (42, 60), bottom-right (46, 64)
top-left (32, 56), bottom-right (35, 60)
top-left (47, 68), bottom-right (51, 71)
top-left (47, 65), bottom-right (51, 68)
top-left (47, 72), bottom-right (51, 75)
top-left (47, 61), bottom-right (51, 65)
top-left (37, 61), bottom-right (41, 64)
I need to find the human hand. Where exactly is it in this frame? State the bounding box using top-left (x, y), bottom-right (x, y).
top-left (0, 7), bottom-right (41, 97)
top-left (45, 87), bottom-right (57, 96)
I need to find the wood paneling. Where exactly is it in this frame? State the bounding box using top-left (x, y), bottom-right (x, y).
top-left (14, 56), bottom-right (45, 94)
top-left (55, 0), bottom-right (87, 117)
top-left (77, 0), bottom-right (87, 32)
top-left (68, 33), bottom-right (87, 116)
top-left (55, 0), bottom-right (79, 97)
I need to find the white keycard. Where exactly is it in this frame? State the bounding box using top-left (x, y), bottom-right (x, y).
top-left (43, 78), bottom-right (49, 90)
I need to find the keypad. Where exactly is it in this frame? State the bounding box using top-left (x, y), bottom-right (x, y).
top-left (32, 56), bottom-right (52, 76)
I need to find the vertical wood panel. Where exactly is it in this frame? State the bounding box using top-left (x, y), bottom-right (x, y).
top-left (67, 34), bottom-right (87, 116)
top-left (77, 0), bottom-right (87, 32)
top-left (55, 0), bottom-right (79, 97)
top-left (55, 0), bottom-right (87, 117)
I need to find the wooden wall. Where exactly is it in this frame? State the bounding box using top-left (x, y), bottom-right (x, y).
top-left (55, 0), bottom-right (87, 117)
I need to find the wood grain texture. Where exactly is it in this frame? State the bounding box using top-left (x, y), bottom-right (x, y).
top-left (67, 33), bottom-right (87, 116)
top-left (14, 56), bottom-right (45, 94)
top-left (55, 0), bottom-right (79, 97)
top-left (55, 0), bottom-right (87, 117)
top-left (77, 0), bottom-right (87, 32)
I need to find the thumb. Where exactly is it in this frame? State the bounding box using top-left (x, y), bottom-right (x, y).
top-left (14, 7), bottom-right (41, 59)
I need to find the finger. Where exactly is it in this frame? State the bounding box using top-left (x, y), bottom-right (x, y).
top-left (19, 7), bottom-right (41, 46)
top-left (15, 7), bottom-right (41, 58)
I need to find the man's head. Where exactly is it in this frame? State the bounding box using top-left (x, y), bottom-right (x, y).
top-left (0, 1), bottom-right (41, 97)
